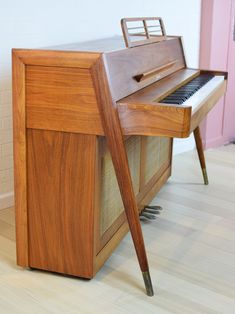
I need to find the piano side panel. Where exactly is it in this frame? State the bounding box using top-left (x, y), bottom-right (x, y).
top-left (27, 129), bottom-right (97, 278)
top-left (104, 37), bottom-right (186, 101)
top-left (26, 65), bottom-right (104, 135)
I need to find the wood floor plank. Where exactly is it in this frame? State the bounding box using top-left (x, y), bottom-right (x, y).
top-left (0, 145), bottom-right (234, 313)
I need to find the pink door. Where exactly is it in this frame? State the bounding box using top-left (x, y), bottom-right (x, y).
top-left (223, 0), bottom-right (235, 141)
top-left (200, 0), bottom-right (235, 147)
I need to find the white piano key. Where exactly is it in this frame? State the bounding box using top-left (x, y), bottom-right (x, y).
top-left (183, 76), bottom-right (225, 112)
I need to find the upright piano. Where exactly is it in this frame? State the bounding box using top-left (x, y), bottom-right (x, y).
top-left (12, 17), bottom-right (227, 296)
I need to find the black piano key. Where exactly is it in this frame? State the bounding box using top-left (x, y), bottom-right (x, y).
top-left (161, 74), bottom-right (214, 105)
top-left (162, 100), bottom-right (179, 104)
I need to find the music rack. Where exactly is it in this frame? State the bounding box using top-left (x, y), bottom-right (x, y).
top-left (121, 17), bottom-right (166, 48)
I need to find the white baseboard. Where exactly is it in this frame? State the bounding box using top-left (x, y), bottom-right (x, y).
top-left (0, 191), bottom-right (14, 210)
top-left (173, 134), bottom-right (195, 155)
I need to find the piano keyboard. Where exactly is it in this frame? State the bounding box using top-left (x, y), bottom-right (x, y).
top-left (161, 74), bottom-right (225, 111)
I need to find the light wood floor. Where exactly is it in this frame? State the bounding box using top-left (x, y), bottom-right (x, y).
top-left (0, 145), bottom-right (235, 314)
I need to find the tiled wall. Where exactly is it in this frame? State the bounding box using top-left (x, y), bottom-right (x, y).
top-left (0, 0), bottom-right (201, 209)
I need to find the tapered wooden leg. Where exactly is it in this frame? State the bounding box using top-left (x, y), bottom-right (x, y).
top-left (91, 58), bottom-right (154, 296)
top-left (193, 126), bottom-right (209, 185)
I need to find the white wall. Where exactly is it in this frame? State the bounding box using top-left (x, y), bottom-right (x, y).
top-left (0, 0), bottom-right (201, 209)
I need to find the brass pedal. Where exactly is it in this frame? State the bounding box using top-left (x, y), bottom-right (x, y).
top-left (143, 208), bottom-right (161, 215)
top-left (140, 212), bottom-right (157, 220)
top-left (145, 205), bottom-right (163, 211)
top-left (139, 205), bottom-right (163, 221)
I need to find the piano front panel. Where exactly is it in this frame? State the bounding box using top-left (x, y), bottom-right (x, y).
top-left (142, 137), bottom-right (171, 186)
top-left (98, 135), bottom-right (172, 251)
top-left (99, 136), bottom-right (141, 237)
top-left (104, 37), bottom-right (186, 101)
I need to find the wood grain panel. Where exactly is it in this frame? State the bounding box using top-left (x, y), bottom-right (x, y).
top-left (13, 49), bottom-right (100, 68)
top-left (118, 102), bottom-right (191, 138)
top-left (118, 68), bottom-right (200, 104)
top-left (27, 129), bottom-right (97, 278)
top-left (12, 51), bottom-right (28, 266)
top-left (91, 57), bottom-right (151, 284)
top-left (105, 37), bottom-right (186, 101)
top-left (26, 66), bottom-right (104, 135)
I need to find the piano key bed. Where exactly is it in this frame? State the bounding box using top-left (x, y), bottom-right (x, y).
top-left (161, 74), bottom-right (214, 104)
top-left (160, 74), bottom-right (225, 112)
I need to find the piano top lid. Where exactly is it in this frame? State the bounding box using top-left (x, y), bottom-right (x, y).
top-left (38, 17), bottom-right (170, 53)
top-left (43, 36), bottom-right (126, 53)
top-left (40, 35), bottom-right (178, 54)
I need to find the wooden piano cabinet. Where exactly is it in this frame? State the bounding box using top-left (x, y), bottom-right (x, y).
top-left (13, 47), bottom-right (172, 277)
top-left (13, 31), bottom-right (210, 292)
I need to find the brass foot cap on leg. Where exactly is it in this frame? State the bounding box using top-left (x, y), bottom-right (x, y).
top-left (202, 168), bottom-right (209, 185)
top-left (142, 271), bottom-right (154, 296)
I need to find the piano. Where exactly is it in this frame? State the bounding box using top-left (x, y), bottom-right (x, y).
top-left (12, 17), bottom-right (227, 296)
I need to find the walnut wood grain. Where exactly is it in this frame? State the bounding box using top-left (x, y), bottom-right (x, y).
top-left (12, 51), bottom-right (28, 267)
top-left (13, 49), bottom-right (100, 68)
top-left (193, 126), bottom-right (208, 183)
top-left (26, 65), bottom-right (104, 135)
top-left (118, 102), bottom-right (192, 138)
top-left (105, 37), bottom-right (186, 101)
top-left (134, 61), bottom-right (176, 82)
top-left (119, 68), bottom-right (200, 104)
top-left (91, 56), bottom-right (150, 276)
top-left (27, 130), bottom-right (97, 278)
